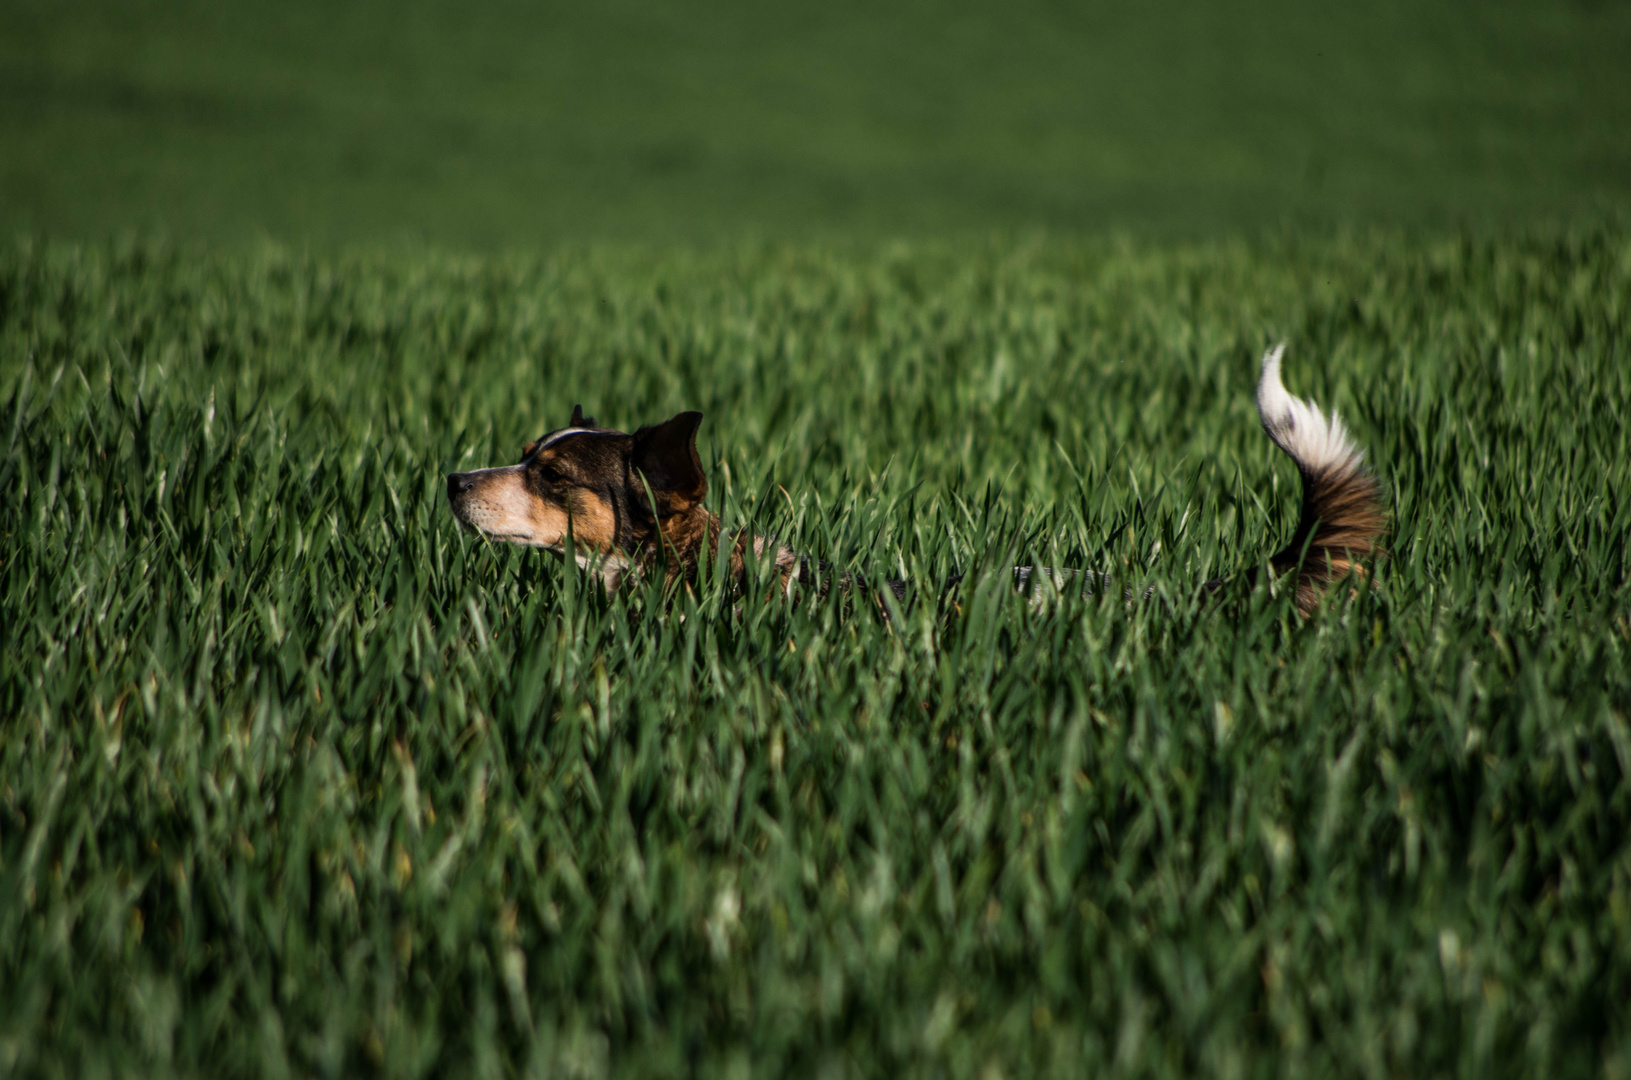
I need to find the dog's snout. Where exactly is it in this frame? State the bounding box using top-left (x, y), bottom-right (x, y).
top-left (447, 472), bottom-right (476, 499)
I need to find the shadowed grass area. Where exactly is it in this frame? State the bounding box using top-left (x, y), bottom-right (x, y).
top-left (2, 231), bottom-right (1629, 1077)
top-left (3, 0), bottom-right (1630, 246)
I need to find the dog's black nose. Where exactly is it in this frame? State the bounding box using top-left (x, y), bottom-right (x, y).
top-left (447, 473), bottom-right (476, 499)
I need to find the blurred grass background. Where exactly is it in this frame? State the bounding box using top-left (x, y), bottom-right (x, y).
top-left (3, 0), bottom-right (1629, 246)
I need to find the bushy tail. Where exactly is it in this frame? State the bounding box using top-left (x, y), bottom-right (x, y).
top-left (1253, 345), bottom-right (1386, 614)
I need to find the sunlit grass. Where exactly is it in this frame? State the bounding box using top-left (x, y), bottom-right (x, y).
top-left (2, 231), bottom-right (1629, 1078)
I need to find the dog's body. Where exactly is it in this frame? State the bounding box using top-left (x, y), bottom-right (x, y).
top-left (446, 347), bottom-right (1385, 614)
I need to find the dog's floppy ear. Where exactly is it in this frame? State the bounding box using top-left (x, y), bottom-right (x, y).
top-left (630, 411), bottom-right (706, 515)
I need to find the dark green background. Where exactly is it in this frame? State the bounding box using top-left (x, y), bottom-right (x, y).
top-left (3, 0), bottom-right (1628, 247)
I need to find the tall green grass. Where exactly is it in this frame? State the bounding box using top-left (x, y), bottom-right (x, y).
top-left (3, 231), bottom-right (1630, 1078)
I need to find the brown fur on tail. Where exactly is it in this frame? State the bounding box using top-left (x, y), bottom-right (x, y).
top-left (1269, 447), bottom-right (1386, 614)
top-left (1255, 346), bottom-right (1387, 614)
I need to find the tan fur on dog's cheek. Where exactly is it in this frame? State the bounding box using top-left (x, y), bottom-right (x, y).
top-left (566, 491), bottom-right (619, 553)
top-left (525, 503), bottom-right (570, 549)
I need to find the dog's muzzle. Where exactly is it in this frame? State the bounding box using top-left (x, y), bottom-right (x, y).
top-left (447, 472), bottom-right (477, 501)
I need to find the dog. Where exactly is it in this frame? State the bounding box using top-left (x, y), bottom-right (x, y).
top-left (445, 347), bottom-right (1385, 614)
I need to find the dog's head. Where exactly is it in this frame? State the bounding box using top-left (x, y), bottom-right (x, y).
top-left (446, 405), bottom-right (707, 566)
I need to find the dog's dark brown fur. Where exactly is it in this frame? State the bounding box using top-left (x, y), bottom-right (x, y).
top-left (1269, 451), bottom-right (1387, 614)
top-left (448, 406), bottom-right (802, 595)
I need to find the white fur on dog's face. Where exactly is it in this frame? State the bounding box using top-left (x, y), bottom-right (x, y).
top-left (446, 462), bottom-right (632, 587)
top-left (447, 465), bottom-right (571, 548)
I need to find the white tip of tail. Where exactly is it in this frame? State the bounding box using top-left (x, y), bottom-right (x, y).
top-left (1256, 345), bottom-right (1363, 476)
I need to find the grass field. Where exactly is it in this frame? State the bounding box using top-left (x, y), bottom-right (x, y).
top-left (5, 0), bottom-right (1631, 1074)
top-left (3, 230), bottom-right (1630, 1077)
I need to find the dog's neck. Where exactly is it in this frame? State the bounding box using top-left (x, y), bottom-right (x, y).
top-left (597, 502), bottom-right (800, 595)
